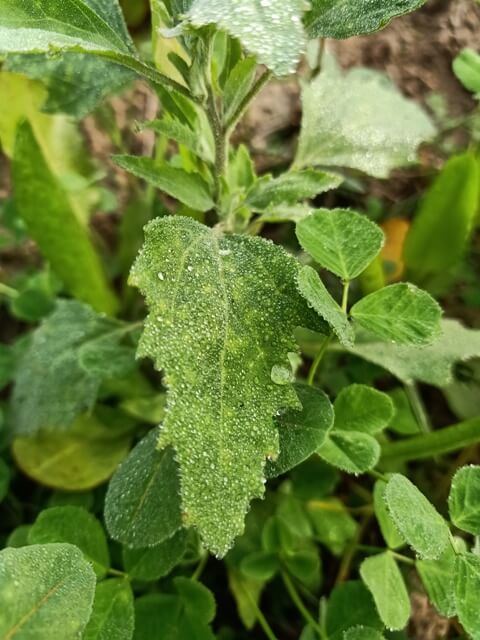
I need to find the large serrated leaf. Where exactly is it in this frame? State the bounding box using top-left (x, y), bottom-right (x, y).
top-left (130, 216), bottom-right (321, 555)
top-left (305, 0), bottom-right (427, 39)
top-left (187, 0), bottom-right (306, 76)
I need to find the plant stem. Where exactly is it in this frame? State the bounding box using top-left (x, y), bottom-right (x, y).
top-left (335, 515), bottom-right (371, 584)
top-left (390, 551), bottom-right (415, 566)
top-left (341, 280), bottom-right (350, 313)
top-left (405, 382), bottom-right (431, 433)
top-left (380, 417), bottom-right (480, 465)
top-left (225, 69), bottom-right (273, 134)
top-left (191, 553), bottom-right (209, 581)
top-left (241, 585), bottom-right (279, 640)
top-left (206, 88), bottom-right (227, 205)
top-left (307, 335), bottom-right (332, 385)
top-left (0, 283), bottom-right (19, 299)
top-left (281, 571), bottom-right (323, 636)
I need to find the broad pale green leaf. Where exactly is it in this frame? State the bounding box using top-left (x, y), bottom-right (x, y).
top-left (417, 547), bottom-right (456, 618)
top-left (0, 0), bottom-right (135, 57)
top-left (448, 465), bottom-right (480, 535)
top-left (373, 479), bottom-right (404, 549)
top-left (133, 579), bottom-right (216, 640)
top-left (13, 414), bottom-right (132, 491)
top-left (187, 0), bottom-right (306, 76)
top-left (453, 49), bottom-right (480, 95)
top-left (343, 628), bottom-right (386, 640)
top-left (297, 266), bottom-right (354, 347)
top-left (296, 65), bottom-right (435, 178)
top-left (454, 553), bottom-right (480, 640)
top-left (28, 506), bottom-right (110, 578)
top-left (305, 0), bottom-right (426, 39)
top-left (113, 155), bottom-right (215, 212)
top-left (104, 428), bottom-right (183, 548)
top-left (334, 385), bottom-right (394, 434)
top-left (13, 122), bottom-right (117, 314)
top-left (123, 529), bottom-right (188, 581)
top-left (6, 53), bottom-right (134, 118)
top-left (246, 170), bottom-right (342, 211)
top-left (266, 383), bottom-right (334, 478)
top-left (10, 300), bottom-right (135, 435)
top-left (130, 216), bottom-right (322, 555)
top-left (360, 552), bottom-right (410, 630)
top-left (296, 209), bottom-right (384, 280)
top-left (346, 319), bottom-right (480, 386)
top-left (319, 430), bottom-right (380, 474)
top-left (325, 581), bottom-right (383, 640)
top-left (385, 474), bottom-right (450, 559)
top-left (84, 579), bottom-right (134, 640)
top-left (404, 153), bottom-right (480, 294)
top-left (0, 543), bottom-right (96, 639)
top-left (351, 283), bottom-right (442, 345)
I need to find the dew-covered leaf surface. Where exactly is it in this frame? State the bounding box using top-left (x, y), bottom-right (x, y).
top-left (187, 0), bottom-right (306, 76)
top-left (130, 216), bottom-right (322, 555)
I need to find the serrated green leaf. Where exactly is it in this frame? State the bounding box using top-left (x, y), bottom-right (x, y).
top-left (134, 578), bottom-right (216, 640)
top-left (448, 465), bottom-right (480, 535)
top-left (453, 49), bottom-right (480, 95)
top-left (13, 121), bottom-right (117, 314)
top-left (417, 546), bottom-right (456, 618)
top-left (373, 479), bottom-right (404, 549)
top-left (297, 266), bottom-right (354, 347)
top-left (343, 627), bottom-right (386, 640)
top-left (347, 319), bottom-right (480, 386)
top-left (326, 581), bottom-right (383, 640)
top-left (12, 414), bottom-right (132, 491)
top-left (105, 428), bottom-right (183, 549)
top-left (385, 474), bottom-right (450, 559)
top-left (10, 300), bottom-right (134, 435)
top-left (83, 579), bottom-right (134, 640)
top-left (6, 53), bottom-right (134, 118)
top-left (28, 506), bottom-right (110, 578)
top-left (351, 283), bottom-right (442, 345)
top-left (113, 155), bottom-right (215, 211)
top-left (247, 170), bottom-right (342, 211)
top-left (296, 209), bottom-right (384, 280)
top-left (296, 65), bottom-right (435, 178)
top-left (266, 383), bottom-right (334, 478)
top-left (123, 529), bottom-right (188, 581)
top-left (319, 430), bottom-right (380, 474)
top-left (130, 216), bottom-right (322, 555)
top-left (142, 117), bottom-right (214, 164)
top-left (187, 0), bottom-right (306, 76)
top-left (360, 552), bottom-right (410, 631)
top-left (455, 553), bottom-right (480, 639)
top-left (0, 543), bottom-right (96, 640)
top-left (305, 0), bottom-right (426, 39)
top-left (404, 153), bottom-right (480, 294)
top-left (334, 385), bottom-right (394, 434)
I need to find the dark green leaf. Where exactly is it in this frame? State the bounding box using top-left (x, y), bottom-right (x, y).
top-left (123, 529), bottom-right (188, 581)
top-left (448, 465), bottom-right (480, 535)
top-left (319, 430), bottom-right (380, 474)
top-left (240, 551), bottom-right (279, 581)
top-left (454, 553), bottom-right (480, 639)
top-left (326, 581), bottom-right (383, 640)
top-left (343, 627), bottom-right (386, 640)
top-left (306, 499), bottom-right (357, 555)
top-left (83, 579), bottom-right (134, 640)
top-left (417, 546), bottom-right (456, 618)
top-left (0, 458), bottom-right (10, 503)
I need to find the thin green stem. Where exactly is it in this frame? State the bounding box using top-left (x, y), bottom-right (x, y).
top-left (191, 553), bottom-right (209, 581)
top-left (281, 571), bottom-right (323, 636)
top-left (341, 280), bottom-right (350, 313)
top-left (390, 551), bottom-right (415, 566)
top-left (367, 469), bottom-right (388, 482)
top-left (0, 283), bottom-right (19, 299)
top-left (335, 515), bottom-right (371, 584)
top-left (241, 584), bottom-right (279, 640)
top-left (404, 382), bottom-right (431, 433)
top-left (206, 89), bottom-right (227, 206)
top-left (307, 335), bottom-right (332, 385)
top-left (380, 417), bottom-right (480, 465)
top-left (107, 567), bottom-right (129, 578)
top-left (225, 69), bottom-right (273, 134)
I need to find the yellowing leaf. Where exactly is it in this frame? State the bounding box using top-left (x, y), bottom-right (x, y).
top-left (130, 216), bottom-right (322, 556)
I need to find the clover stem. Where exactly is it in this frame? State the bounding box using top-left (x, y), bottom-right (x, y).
top-left (307, 335), bottom-right (332, 385)
top-left (0, 283), bottom-right (19, 298)
top-left (341, 280), bottom-right (350, 313)
top-left (404, 382), bottom-right (431, 433)
top-left (241, 584), bottom-right (279, 640)
top-left (281, 571), bottom-right (323, 636)
top-left (191, 552), bottom-right (209, 581)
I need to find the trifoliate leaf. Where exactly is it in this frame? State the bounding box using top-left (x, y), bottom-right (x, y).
top-left (319, 430), bottom-right (380, 474)
top-left (454, 553), bottom-right (480, 639)
top-left (297, 266), bottom-right (354, 347)
top-left (325, 581), bottom-right (383, 640)
top-left (296, 209), bottom-right (384, 280)
top-left (296, 65), bottom-right (435, 178)
top-left (122, 529), bottom-right (188, 581)
top-left (266, 383), bottom-right (334, 478)
top-left (351, 283), bottom-right (442, 345)
top-left (104, 428), bottom-right (183, 549)
top-left (360, 552), bottom-right (410, 631)
top-left (10, 300), bottom-right (136, 435)
top-left (334, 385), bottom-right (394, 435)
top-left (187, 0), bottom-right (306, 76)
top-left (385, 474), bottom-right (450, 559)
top-left (347, 319), bottom-right (480, 386)
top-left (448, 465), bottom-right (480, 535)
top-left (130, 216), bottom-right (323, 556)
top-left (0, 543), bottom-right (96, 640)
top-left (83, 579), bottom-right (134, 640)
top-left (305, 0), bottom-right (426, 39)
top-left (28, 506), bottom-right (110, 578)
top-left (417, 546), bottom-right (457, 618)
